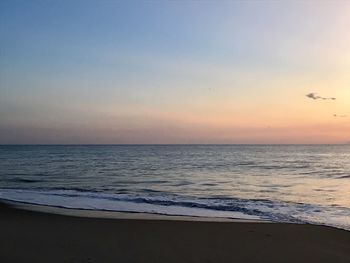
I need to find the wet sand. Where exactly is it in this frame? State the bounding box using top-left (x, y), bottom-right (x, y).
top-left (1, 202), bottom-right (349, 263)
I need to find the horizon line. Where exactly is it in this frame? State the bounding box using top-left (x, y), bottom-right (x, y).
top-left (1, 143), bottom-right (349, 146)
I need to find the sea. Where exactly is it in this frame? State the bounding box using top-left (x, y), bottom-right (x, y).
top-left (0, 145), bottom-right (349, 230)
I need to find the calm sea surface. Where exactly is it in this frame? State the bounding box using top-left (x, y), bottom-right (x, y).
top-left (0, 145), bottom-right (349, 230)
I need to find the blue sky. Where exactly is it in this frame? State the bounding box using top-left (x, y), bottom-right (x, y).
top-left (1, 1), bottom-right (349, 144)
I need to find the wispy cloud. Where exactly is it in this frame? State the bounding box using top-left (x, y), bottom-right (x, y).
top-left (333, 114), bottom-right (347, 118)
top-left (306, 93), bottom-right (336, 100)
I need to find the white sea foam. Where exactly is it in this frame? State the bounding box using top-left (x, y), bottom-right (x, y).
top-left (0, 189), bottom-right (260, 220)
top-left (1, 188), bottom-right (350, 231)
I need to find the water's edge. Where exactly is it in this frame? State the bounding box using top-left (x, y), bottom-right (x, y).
top-left (1, 199), bottom-right (267, 223)
top-left (1, 188), bottom-right (349, 231)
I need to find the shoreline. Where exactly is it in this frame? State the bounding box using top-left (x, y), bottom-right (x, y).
top-left (1, 201), bottom-right (350, 263)
top-left (1, 199), bottom-right (268, 223)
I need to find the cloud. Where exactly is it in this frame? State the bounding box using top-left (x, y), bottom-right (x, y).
top-left (333, 114), bottom-right (347, 118)
top-left (306, 93), bottom-right (336, 100)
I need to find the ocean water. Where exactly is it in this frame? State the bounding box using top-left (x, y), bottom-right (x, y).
top-left (0, 145), bottom-right (349, 230)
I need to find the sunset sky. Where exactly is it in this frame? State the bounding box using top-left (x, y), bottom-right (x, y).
top-left (1, 1), bottom-right (349, 144)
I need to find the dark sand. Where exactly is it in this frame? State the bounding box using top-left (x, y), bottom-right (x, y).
top-left (1, 202), bottom-right (349, 263)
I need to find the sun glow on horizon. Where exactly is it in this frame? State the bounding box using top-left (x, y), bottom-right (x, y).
top-left (0, 1), bottom-right (349, 144)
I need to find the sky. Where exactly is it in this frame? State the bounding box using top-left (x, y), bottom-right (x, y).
top-left (1, 1), bottom-right (350, 144)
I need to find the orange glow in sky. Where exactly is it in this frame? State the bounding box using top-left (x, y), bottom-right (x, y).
top-left (0, 2), bottom-right (349, 144)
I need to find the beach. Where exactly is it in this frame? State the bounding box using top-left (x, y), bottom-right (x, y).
top-left (1, 202), bottom-right (349, 263)
top-left (2, 1), bottom-right (350, 262)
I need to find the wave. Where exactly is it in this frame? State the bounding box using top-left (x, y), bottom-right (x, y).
top-left (0, 188), bottom-right (259, 220)
top-left (1, 188), bottom-right (349, 231)
top-left (7, 178), bottom-right (42, 183)
top-left (337, 175), bottom-right (350, 179)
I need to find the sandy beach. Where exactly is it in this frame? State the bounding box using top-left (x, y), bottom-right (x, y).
top-left (1, 202), bottom-right (349, 263)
